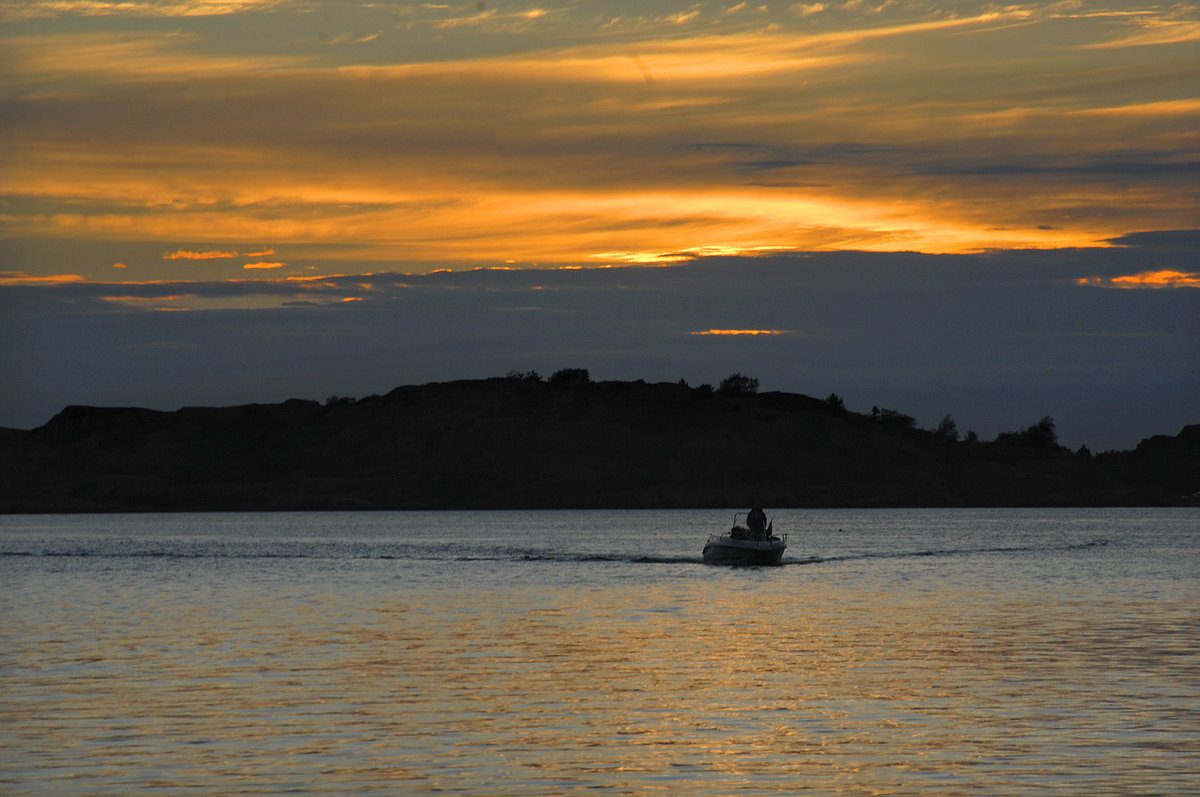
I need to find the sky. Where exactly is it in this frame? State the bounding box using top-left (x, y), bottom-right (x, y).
top-left (1, 0), bottom-right (1197, 450)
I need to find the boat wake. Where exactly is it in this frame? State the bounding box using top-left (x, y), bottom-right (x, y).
top-left (0, 539), bottom-right (1110, 564)
top-left (809, 538), bottom-right (1110, 565)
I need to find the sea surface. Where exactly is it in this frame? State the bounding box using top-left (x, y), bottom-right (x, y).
top-left (1, 508), bottom-right (1197, 795)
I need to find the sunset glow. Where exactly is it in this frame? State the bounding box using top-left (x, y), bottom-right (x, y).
top-left (4, 1), bottom-right (1197, 283)
top-left (2, 0), bottom-right (1197, 446)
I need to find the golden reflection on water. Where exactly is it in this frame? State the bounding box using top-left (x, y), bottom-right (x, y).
top-left (2, 513), bottom-right (1198, 795)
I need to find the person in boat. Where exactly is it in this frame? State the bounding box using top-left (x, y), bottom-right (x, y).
top-left (746, 506), bottom-right (768, 539)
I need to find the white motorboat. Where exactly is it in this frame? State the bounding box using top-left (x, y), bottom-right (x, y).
top-left (702, 512), bottom-right (787, 565)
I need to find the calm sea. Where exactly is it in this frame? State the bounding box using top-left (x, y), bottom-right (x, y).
top-left (1, 509), bottom-right (1197, 795)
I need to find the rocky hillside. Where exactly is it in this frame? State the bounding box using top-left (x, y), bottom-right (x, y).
top-left (1, 377), bottom-right (1196, 511)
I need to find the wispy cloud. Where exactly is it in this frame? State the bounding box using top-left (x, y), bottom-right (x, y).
top-left (163, 249), bottom-right (238, 260)
top-left (1082, 19), bottom-right (1200, 49)
top-left (1, 0), bottom-right (280, 21)
top-left (794, 4), bottom-right (827, 18)
top-left (0, 32), bottom-right (305, 91)
top-left (1078, 270), bottom-right (1200, 289)
top-left (665, 10), bottom-right (701, 25)
top-left (430, 4), bottom-right (555, 31)
top-left (1070, 98), bottom-right (1200, 118)
top-left (0, 271), bottom-right (87, 286)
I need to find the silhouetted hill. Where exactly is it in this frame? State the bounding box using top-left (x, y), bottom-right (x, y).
top-left (1, 378), bottom-right (1197, 511)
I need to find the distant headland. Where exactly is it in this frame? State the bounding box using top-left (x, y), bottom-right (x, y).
top-left (1, 371), bottom-right (1197, 512)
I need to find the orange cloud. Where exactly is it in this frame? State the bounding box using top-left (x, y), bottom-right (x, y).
top-left (3, 32), bottom-right (303, 85)
top-left (101, 294), bottom-right (191, 303)
top-left (112, 262), bottom-right (127, 268)
top-left (1071, 98), bottom-right (1200, 119)
top-left (691, 329), bottom-right (785, 336)
top-left (0, 272), bottom-right (88, 285)
top-left (4, 7), bottom-right (1194, 275)
top-left (1083, 20), bottom-right (1200, 49)
top-left (1077, 270), bottom-right (1200, 289)
top-left (163, 248), bottom-right (238, 260)
top-left (1112, 270), bottom-right (1200, 288)
top-left (243, 261), bottom-right (286, 270)
top-left (9, 1), bottom-right (281, 21)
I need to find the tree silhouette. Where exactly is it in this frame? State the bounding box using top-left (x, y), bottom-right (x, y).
top-left (549, 368), bottom-right (591, 386)
top-left (995, 415), bottom-right (1060, 449)
top-left (506, 370), bottom-right (542, 382)
top-left (935, 413), bottom-right (958, 440)
top-left (872, 406), bottom-right (916, 430)
top-left (718, 373), bottom-right (759, 395)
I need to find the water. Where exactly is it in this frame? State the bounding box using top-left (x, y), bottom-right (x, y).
top-left (2, 508), bottom-right (1197, 795)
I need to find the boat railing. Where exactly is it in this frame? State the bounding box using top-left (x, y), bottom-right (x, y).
top-left (709, 530), bottom-right (787, 543)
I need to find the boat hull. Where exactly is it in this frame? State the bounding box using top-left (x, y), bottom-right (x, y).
top-left (702, 535), bottom-right (787, 565)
